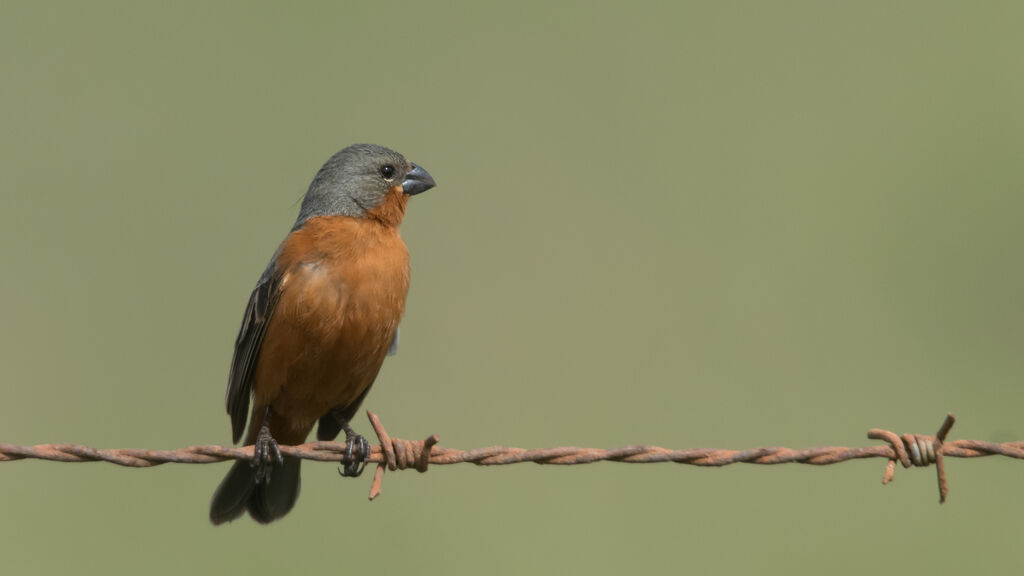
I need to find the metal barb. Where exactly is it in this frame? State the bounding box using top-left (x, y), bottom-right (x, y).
top-left (867, 413), bottom-right (956, 503)
top-left (365, 411), bottom-right (439, 500)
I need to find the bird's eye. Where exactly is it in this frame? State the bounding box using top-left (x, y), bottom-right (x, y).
top-left (380, 165), bottom-right (396, 181)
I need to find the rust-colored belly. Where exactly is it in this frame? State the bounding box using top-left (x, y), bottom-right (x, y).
top-left (250, 215), bottom-right (410, 444)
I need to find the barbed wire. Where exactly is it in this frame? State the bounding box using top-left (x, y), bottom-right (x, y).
top-left (2, 412), bottom-right (1022, 502)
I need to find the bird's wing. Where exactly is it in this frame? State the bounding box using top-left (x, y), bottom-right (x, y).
top-left (224, 262), bottom-right (284, 444)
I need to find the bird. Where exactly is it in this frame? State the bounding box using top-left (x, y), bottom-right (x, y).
top-left (209, 143), bottom-right (436, 525)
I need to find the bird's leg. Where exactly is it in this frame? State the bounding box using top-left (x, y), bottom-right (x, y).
top-left (339, 422), bottom-right (370, 478)
top-left (252, 406), bottom-right (283, 484)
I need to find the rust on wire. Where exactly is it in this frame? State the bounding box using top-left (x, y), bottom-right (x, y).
top-left (868, 413), bottom-right (956, 502)
top-left (2, 412), bottom-right (1023, 502)
top-left (366, 411), bottom-right (439, 500)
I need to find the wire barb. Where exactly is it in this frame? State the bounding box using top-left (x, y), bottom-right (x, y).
top-left (3, 412), bottom-right (1024, 503)
top-left (366, 411), bottom-right (439, 500)
top-left (868, 413), bottom-right (956, 502)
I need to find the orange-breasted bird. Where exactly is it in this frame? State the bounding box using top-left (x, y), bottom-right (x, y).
top-left (209, 144), bottom-right (436, 525)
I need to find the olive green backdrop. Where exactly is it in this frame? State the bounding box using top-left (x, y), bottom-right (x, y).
top-left (1, 2), bottom-right (1022, 574)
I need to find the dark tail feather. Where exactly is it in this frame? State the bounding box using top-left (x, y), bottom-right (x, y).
top-left (209, 456), bottom-right (301, 525)
top-left (210, 459), bottom-right (256, 525)
top-left (247, 456), bottom-right (301, 524)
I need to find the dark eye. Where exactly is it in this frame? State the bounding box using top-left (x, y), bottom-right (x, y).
top-left (380, 165), bottom-right (395, 180)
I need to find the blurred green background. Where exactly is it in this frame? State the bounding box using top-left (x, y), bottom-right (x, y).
top-left (2, 1), bottom-right (1022, 574)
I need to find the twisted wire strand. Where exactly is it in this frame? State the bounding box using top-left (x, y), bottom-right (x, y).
top-left (2, 412), bottom-right (1022, 502)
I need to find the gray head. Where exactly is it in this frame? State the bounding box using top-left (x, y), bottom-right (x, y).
top-left (295, 143), bottom-right (435, 227)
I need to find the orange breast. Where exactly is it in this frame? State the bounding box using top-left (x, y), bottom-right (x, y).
top-left (250, 214), bottom-right (410, 444)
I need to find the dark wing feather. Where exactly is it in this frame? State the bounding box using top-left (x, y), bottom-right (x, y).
top-left (225, 262), bottom-right (283, 444)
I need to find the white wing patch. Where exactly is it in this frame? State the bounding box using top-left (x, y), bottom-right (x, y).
top-left (387, 326), bottom-right (400, 356)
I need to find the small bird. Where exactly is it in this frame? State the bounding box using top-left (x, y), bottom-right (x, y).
top-left (210, 144), bottom-right (436, 524)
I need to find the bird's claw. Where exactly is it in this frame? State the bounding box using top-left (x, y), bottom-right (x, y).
top-left (338, 431), bottom-right (370, 478)
top-left (251, 424), bottom-right (283, 484)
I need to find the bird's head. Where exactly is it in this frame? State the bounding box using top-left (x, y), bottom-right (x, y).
top-left (296, 143), bottom-right (435, 227)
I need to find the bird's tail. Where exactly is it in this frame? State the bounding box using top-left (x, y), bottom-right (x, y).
top-left (209, 455), bottom-right (301, 525)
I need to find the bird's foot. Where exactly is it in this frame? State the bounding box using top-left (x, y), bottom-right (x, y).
top-left (338, 425), bottom-right (370, 478)
top-left (251, 424), bottom-right (283, 484)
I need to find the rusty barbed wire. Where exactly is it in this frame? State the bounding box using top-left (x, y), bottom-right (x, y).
top-left (2, 412), bottom-right (1023, 502)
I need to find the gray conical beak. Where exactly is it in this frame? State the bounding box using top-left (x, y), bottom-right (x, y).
top-left (402, 163), bottom-right (436, 196)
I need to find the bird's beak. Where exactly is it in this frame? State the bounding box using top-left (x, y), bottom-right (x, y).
top-left (402, 163), bottom-right (436, 196)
